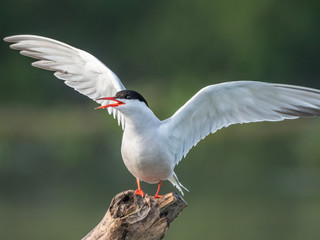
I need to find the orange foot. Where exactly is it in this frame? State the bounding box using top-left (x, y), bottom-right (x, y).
top-left (135, 189), bottom-right (145, 197)
top-left (135, 178), bottom-right (145, 197)
top-left (153, 180), bottom-right (163, 198)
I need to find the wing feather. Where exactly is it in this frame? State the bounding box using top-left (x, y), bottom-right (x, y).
top-left (161, 81), bottom-right (320, 164)
top-left (4, 35), bottom-right (126, 129)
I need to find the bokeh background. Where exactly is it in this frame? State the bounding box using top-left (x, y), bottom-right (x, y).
top-left (1, 0), bottom-right (320, 239)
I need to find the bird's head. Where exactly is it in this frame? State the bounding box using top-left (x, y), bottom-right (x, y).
top-left (96, 90), bottom-right (149, 113)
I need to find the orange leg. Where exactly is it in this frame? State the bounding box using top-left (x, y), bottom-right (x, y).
top-left (154, 181), bottom-right (163, 198)
top-left (134, 178), bottom-right (145, 197)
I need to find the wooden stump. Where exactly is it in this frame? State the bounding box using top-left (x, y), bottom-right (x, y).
top-left (82, 190), bottom-right (187, 240)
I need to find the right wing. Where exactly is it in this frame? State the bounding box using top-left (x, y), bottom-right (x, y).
top-left (161, 81), bottom-right (320, 164)
top-left (4, 34), bottom-right (126, 128)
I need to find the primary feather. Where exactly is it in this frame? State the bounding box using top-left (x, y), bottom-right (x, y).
top-left (161, 81), bottom-right (320, 164)
top-left (4, 35), bottom-right (126, 128)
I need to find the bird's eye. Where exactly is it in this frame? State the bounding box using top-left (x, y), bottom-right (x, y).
top-left (125, 95), bottom-right (132, 99)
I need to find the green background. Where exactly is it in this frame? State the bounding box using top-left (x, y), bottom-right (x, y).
top-left (1, 0), bottom-right (320, 239)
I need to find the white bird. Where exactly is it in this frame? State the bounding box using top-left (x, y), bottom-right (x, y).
top-left (4, 35), bottom-right (320, 198)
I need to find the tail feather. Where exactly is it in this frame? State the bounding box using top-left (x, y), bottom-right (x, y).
top-left (168, 172), bottom-right (189, 195)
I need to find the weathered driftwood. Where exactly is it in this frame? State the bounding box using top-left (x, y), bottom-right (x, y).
top-left (82, 190), bottom-right (187, 240)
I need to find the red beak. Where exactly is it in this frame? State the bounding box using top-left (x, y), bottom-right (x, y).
top-left (95, 97), bottom-right (125, 109)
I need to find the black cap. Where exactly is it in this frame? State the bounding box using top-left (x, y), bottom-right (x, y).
top-left (115, 90), bottom-right (149, 107)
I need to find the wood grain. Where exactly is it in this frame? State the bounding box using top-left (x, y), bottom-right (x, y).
top-left (82, 190), bottom-right (187, 240)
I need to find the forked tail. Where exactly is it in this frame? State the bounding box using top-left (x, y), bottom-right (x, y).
top-left (168, 172), bottom-right (189, 195)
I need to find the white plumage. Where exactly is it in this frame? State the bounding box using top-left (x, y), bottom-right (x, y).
top-left (162, 81), bottom-right (320, 165)
top-left (5, 35), bottom-right (320, 196)
top-left (5, 35), bottom-right (126, 129)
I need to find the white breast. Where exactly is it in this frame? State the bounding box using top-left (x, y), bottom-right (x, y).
top-left (121, 125), bottom-right (174, 184)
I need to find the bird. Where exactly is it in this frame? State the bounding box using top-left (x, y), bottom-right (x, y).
top-left (4, 34), bottom-right (320, 198)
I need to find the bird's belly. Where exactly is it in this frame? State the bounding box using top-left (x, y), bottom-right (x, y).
top-left (121, 139), bottom-right (173, 184)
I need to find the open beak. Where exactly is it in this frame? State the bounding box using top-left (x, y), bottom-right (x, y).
top-left (95, 97), bottom-right (125, 109)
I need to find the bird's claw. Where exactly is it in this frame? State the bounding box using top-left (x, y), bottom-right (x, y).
top-left (135, 189), bottom-right (145, 197)
top-left (153, 194), bottom-right (163, 198)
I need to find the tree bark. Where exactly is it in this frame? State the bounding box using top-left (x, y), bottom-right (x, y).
top-left (82, 190), bottom-right (187, 240)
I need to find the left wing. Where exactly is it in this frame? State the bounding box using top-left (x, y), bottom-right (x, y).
top-left (4, 35), bottom-right (126, 128)
top-left (161, 81), bottom-right (320, 164)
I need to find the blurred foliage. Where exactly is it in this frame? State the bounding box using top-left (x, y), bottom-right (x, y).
top-left (1, 0), bottom-right (320, 239)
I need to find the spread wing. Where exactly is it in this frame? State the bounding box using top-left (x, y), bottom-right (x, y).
top-left (161, 81), bottom-right (320, 164)
top-left (4, 34), bottom-right (126, 128)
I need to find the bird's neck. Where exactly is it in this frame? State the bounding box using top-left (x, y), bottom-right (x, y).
top-left (122, 107), bottom-right (160, 133)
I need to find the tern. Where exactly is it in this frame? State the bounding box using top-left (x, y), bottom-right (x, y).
top-left (4, 35), bottom-right (320, 198)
